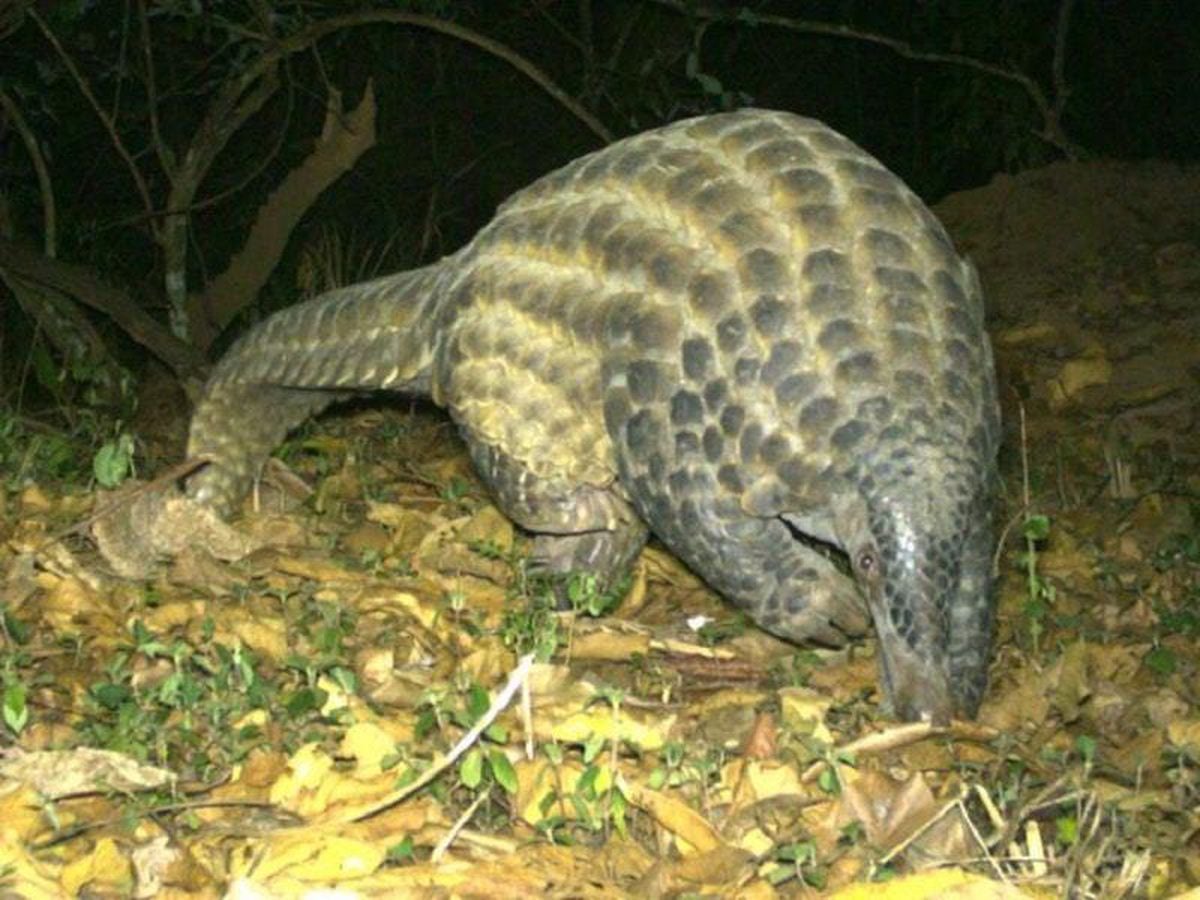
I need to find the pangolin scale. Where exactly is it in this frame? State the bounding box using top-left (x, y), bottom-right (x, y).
top-left (187, 109), bottom-right (1001, 722)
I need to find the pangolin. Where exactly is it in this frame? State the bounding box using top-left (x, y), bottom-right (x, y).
top-left (186, 109), bottom-right (1001, 722)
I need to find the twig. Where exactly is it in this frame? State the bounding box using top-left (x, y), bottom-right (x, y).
top-left (28, 7), bottom-right (156, 227)
top-left (343, 653), bottom-right (535, 823)
top-left (136, 0), bottom-right (170, 177)
top-left (799, 720), bottom-right (998, 784)
top-left (878, 789), bottom-right (963, 866)
top-left (430, 788), bottom-right (490, 862)
top-left (0, 87), bottom-right (56, 256)
top-left (33, 798), bottom-right (298, 851)
top-left (646, 0), bottom-right (1083, 159)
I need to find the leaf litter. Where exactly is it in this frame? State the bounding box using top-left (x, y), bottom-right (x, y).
top-left (1, 160), bottom-right (1199, 897)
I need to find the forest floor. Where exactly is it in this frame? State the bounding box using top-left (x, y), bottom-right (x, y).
top-left (1, 158), bottom-right (1198, 898)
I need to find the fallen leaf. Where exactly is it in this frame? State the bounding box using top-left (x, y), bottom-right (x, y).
top-left (62, 837), bottom-right (133, 896)
top-left (0, 748), bottom-right (175, 799)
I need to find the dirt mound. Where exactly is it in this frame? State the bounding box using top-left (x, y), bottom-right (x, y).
top-left (936, 159), bottom-right (1200, 457)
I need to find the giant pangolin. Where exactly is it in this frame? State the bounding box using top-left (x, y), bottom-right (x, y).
top-left (187, 109), bottom-right (1001, 722)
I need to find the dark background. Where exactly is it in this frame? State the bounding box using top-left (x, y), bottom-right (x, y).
top-left (1, 0), bottom-right (1197, 414)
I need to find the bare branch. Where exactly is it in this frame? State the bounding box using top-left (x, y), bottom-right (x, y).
top-left (263, 11), bottom-right (611, 143)
top-left (0, 238), bottom-right (208, 378)
top-left (28, 6), bottom-right (157, 227)
top-left (647, 0), bottom-right (1083, 160)
top-left (137, 0), bottom-right (174, 177)
top-left (0, 88), bottom-right (56, 256)
top-left (1051, 0), bottom-right (1075, 120)
top-left (187, 81), bottom-right (378, 348)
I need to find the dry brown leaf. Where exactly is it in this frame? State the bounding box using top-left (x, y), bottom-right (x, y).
top-left (1052, 641), bottom-right (1090, 723)
top-left (207, 605), bottom-right (290, 662)
top-left (38, 573), bottom-right (115, 633)
top-left (129, 835), bottom-right (181, 898)
top-left (742, 711), bottom-right (778, 759)
top-left (568, 628), bottom-right (652, 661)
top-left (808, 651), bottom-right (877, 705)
top-left (550, 706), bottom-right (671, 751)
top-left (341, 521), bottom-right (392, 555)
top-left (838, 770), bottom-right (938, 849)
top-left (273, 552), bottom-right (365, 583)
top-left (620, 777), bottom-right (724, 854)
top-left (0, 784), bottom-right (53, 842)
top-left (0, 834), bottom-right (68, 899)
top-left (717, 758), bottom-right (806, 809)
top-left (0, 747), bottom-right (175, 799)
top-left (666, 843), bottom-right (756, 888)
top-left (514, 758), bottom-right (591, 827)
top-left (455, 503), bottom-right (515, 550)
top-left (979, 664), bottom-right (1051, 732)
top-left (1167, 717), bottom-right (1200, 759)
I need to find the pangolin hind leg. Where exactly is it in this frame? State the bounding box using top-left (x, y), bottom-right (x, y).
top-left (465, 435), bottom-right (649, 595)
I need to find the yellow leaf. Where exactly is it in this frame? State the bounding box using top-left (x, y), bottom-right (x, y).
top-left (340, 722), bottom-right (399, 776)
top-left (514, 759), bottom-right (577, 826)
top-left (218, 610), bottom-right (289, 662)
top-left (318, 674), bottom-right (355, 715)
top-left (829, 868), bottom-right (1029, 899)
top-left (455, 503), bottom-right (514, 550)
top-left (0, 830), bottom-right (62, 898)
top-left (0, 787), bottom-right (48, 842)
top-left (742, 759), bottom-right (805, 802)
top-left (1167, 718), bottom-right (1200, 758)
top-left (568, 629), bottom-right (652, 661)
top-left (61, 837), bottom-right (132, 896)
top-left (778, 687), bottom-right (834, 743)
top-left (283, 835), bottom-right (386, 881)
top-left (269, 744), bottom-right (333, 807)
top-left (551, 710), bottom-right (670, 751)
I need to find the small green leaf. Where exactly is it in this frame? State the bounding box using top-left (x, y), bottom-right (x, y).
top-left (581, 734), bottom-right (605, 764)
top-left (1056, 815), bottom-right (1078, 846)
top-left (696, 73), bottom-right (724, 96)
top-left (488, 750), bottom-right (518, 794)
top-left (93, 434), bottom-right (135, 488)
top-left (90, 682), bottom-right (133, 710)
top-left (576, 764), bottom-right (601, 798)
top-left (1022, 514), bottom-right (1051, 542)
top-left (283, 686), bottom-right (326, 718)
top-left (465, 683), bottom-right (490, 722)
top-left (3, 681), bottom-right (28, 734)
top-left (460, 747), bottom-right (483, 789)
top-left (610, 785), bottom-right (628, 837)
top-left (818, 766), bottom-right (840, 795)
top-left (386, 836), bottom-right (414, 863)
top-left (1144, 646), bottom-right (1177, 676)
top-left (1074, 734), bottom-right (1097, 764)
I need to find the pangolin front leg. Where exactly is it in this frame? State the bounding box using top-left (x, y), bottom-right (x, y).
top-left (465, 434), bottom-right (648, 593)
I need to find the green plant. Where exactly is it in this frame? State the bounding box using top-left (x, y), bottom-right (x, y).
top-left (92, 431), bottom-right (135, 488)
top-left (767, 839), bottom-right (825, 889)
top-left (529, 688), bottom-right (640, 844)
top-left (1020, 513), bottom-right (1055, 653)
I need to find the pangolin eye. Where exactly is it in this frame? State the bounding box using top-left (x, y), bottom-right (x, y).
top-left (855, 548), bottom-right (879, 576)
